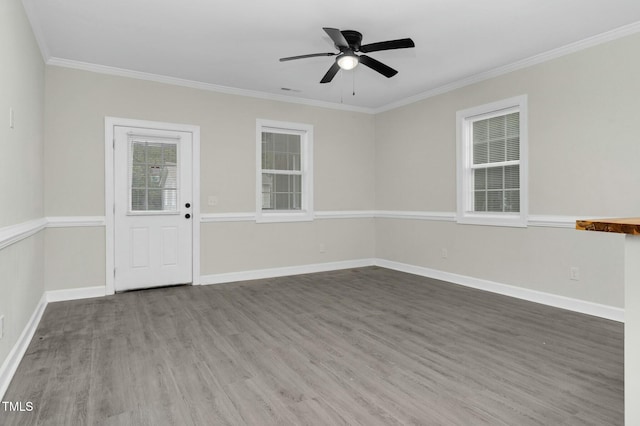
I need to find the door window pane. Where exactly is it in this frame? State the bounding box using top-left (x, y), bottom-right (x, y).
top-left (129, 139), bottom-right (179, 212)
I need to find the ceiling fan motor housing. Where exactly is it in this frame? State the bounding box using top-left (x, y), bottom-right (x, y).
top-left (339, 30), bottom-right (363, 51)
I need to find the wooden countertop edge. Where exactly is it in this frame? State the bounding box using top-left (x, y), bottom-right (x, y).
top-left (576, 218), bottom-right (640, 235)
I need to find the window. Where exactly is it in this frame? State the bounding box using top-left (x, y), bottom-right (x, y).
top-left (456, 95), bottom-right (528, 227)
top-left (256, 119), bottom-right (313, 222)
top-left (129, 137), bottom-right (179, 212)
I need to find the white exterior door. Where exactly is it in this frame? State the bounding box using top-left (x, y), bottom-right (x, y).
top-left (114, 125), bottom-right (193, 291)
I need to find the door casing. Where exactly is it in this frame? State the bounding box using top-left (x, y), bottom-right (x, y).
top-left (105, 117), bottom-right (201, 295)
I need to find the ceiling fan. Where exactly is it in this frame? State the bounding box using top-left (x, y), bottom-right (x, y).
top-left (280, 27), bottom-right (415, 84)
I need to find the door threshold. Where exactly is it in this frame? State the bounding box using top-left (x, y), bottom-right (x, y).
top-left (116, 283), bottom-right (192, 294)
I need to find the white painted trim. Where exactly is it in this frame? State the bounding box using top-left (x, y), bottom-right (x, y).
top-left (104, 117), bottom-right (201, 294)
top-left (256, 119), bottom-right (314, 224)
top-left (0, 285), bottom-right (109, 399)
top-left (375, 211), bottom-right (587, 229)
top-left (0, 293), bottom-right (47, 400)
top-left (0, 253), bottom-right (623, 401)
top-left (201, 212), bottom-right (256, 223)
top-left (191, 128), bottom-right (201, 285)
top-left (456, 95), bottom-right (528, 228)
top-left (374, 21), bottom-right (640, 113)
top-left (200, 210), bottom-right (583, 227)
top-left (46, 216), bottom-right (106, 228)
top-left (47, 58), bottom-right (373, 114)
top-left (200, 259), bottom-right (376, 285)
top-left (374, 259), bottom-right (624, 322)
top-left (46, 286), bottom-right (106, 303)
top-left (314, 210), bottom-right (376, 220)
top-left (40, 22), bottom-right (640, 114)
top-left (0, 218), bottom-right (47, 250)
top-left (0, 212), bottom-right (591, 230)
top-left (375, 211), bottom-right (456, 221)
top-left (528, 215), bottom-right (578, 229)
top-left (105, 119), bottom-right (115, 295)
top-left (201, 210), bottom-right (376, 222)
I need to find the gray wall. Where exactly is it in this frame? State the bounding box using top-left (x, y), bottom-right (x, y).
top-left (43, 66), bottom-right (376, 289)
top-left (42, 33), bottom-right (640, 307)
top-left (6, 9), bottom-right (637, 315)
top-left (374, 33), bottom-right (640, 308)
top-left (0, 0), bottom-right (45, 366)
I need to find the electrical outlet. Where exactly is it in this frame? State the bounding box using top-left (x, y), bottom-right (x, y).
top-left (570, 267), bottom-right (580, 281)
top-left (319, 243), bottom-right (326, 253)
top-left (207, 196), bottom-right (218, 206)
top-left (441, 248), bottom-right (448, 259)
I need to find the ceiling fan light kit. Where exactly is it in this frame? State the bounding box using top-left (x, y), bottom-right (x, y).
top-left (337, 52), bottom-right (359, 70)
top-left (280, 27), bottom-right (415, 84)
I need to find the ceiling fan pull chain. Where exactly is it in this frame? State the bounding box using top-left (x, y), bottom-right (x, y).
top-left (353, 71), bottom-right (356, 96)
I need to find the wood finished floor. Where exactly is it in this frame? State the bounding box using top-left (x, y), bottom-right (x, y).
top-left (2, 267), bottom-right (623, 425)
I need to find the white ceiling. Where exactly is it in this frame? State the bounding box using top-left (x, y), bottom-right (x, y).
top-left (23, 0), bottom-right (640, 111)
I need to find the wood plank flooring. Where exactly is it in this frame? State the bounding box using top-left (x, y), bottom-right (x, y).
top-left (1, 267), bottom-right (623, 425)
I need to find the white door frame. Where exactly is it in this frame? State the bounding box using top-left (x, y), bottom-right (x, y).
top-left (105, 117), bottom-right (201, 295)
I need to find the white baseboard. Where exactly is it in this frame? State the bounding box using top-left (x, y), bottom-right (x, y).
top-left (0, 286), bottom-right (107, 399)
top-left (46, 286), bottom-right (107, 303)
top-left (200, 258), bottom-right (376, 285)
top-left (201, 258), bottom-right (623, 321)
top-left (374, 259), bottom-right (624, 322)
top-left (0, 294), bottom-right (47, 400)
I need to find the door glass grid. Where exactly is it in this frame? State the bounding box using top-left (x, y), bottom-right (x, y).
top-left (129, 138), bottom-right (178, 212)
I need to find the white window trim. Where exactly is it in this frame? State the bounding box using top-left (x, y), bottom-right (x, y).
top-left (456, 95), bottom-right (528, 227)
top-left (256, 119), bottom-right (314, 223)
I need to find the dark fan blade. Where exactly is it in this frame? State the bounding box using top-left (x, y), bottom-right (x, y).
top-left (323, 27), bottom-right (349, 48)
top-left (360, 38), bottom-right (415, 53)
top-left (320, 62), bottom-right (340, 83)
top-left (279, 52), bottom-right (336, 62)
top-left (359, 55), bottom-right (398, 78)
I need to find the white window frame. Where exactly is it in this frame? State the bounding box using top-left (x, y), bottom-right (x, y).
top-left (456, 95), bottom-right (528, 227)
top-left (256, 119), bottom-right (314, 223)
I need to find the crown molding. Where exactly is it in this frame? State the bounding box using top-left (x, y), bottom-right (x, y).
top-left (373, 21), bottom-right (640, 113)
top-left (46, 58), bottom-right (375, 114)
top-left (26, 0), bottom-right (640, 115)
